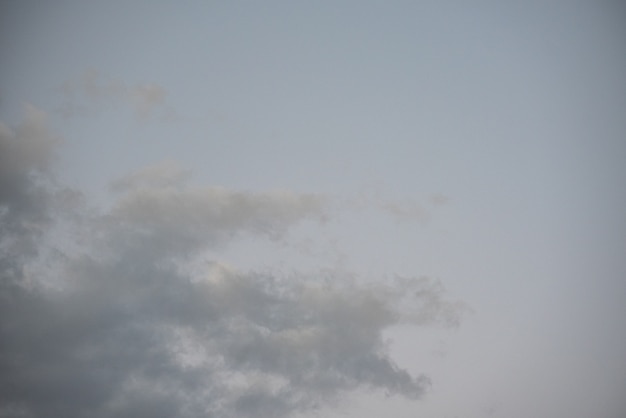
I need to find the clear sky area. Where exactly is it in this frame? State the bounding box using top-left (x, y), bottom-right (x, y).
top-left (1, 2), bottom-right (625, 417)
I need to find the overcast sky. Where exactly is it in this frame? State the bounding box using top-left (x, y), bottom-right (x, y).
top-left (1, 2), bottom-right (626, 417)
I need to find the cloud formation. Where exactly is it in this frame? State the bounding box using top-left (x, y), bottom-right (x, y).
top-left (57, 69), bottom-right (173, 120)
top-left (0, 105), bottom-right (61, 280)
top-left (0, 109), bottom-right (465, 418)
top-left (346, 192), bottom-right (450, 224)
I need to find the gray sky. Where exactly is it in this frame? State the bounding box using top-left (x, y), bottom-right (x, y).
top-left (1, 1), bottom-right (625, 417)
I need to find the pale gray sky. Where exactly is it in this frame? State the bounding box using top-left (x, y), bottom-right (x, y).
top-left (1, 2), bottom-right (625, 417)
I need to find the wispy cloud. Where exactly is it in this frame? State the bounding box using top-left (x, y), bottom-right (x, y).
top-left (109, 160), bottom-right (192, 193)
top-left (343, 192), bottom-right (450, 224)
top-left (56, 69), bottom-right (174, 121)
top-left (380, 200), bottom-right (431, 223)
top-left (0, 109), bottom-right (465, 418)
top-left (429, 193), bottom-right (450, 207)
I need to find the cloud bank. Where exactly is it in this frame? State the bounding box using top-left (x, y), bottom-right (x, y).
top-left (0, 108), bottom-right (465, 418)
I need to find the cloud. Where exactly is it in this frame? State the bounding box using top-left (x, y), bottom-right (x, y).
top-left (343, 191), bottom-right (450, 224)
top-left (129, 83), bottom-right (168, 120)
top-left (429, 193), bottom-right (450, 207)
top-left (0, 110), bottom-right (466, 417)
top-left (57, 69), bottom-right (173, 120)
top-left (109, 160), bottom-right (192, 193)
top-left (380, 200), bottom-right (431, 223)
top-left (0, 105), bottom-right (61, 280)
top-left (106, 170), bottom-right (328, 258)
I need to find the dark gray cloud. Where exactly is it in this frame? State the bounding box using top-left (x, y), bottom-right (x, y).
top-left (0, 109), bottom-right (465, 418)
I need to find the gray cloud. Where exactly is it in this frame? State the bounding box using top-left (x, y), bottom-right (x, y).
top-left (429, 193), bottom-right (450, 207)
top-left (380, 200), bottom-right (431, 223)
top-left (109, 161), bottom-right (191, 193)
top-left (343, 192), bottom-right (450, 224)
top-left (0, 105), bottom-right (61, 283)
top-left (57, 69), bottom-right (173, 120)
top-left (0, 110), bottom-right (466, 417)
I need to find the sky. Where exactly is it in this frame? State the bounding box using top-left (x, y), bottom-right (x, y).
top-left (1, 1), bottom-right (626, 417)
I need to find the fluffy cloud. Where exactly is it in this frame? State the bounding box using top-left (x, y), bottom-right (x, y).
top-left (0, 109), bottom-right (465, 418)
